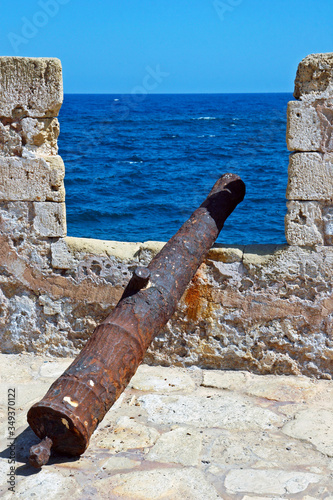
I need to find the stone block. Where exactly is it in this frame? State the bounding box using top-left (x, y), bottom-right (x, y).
top-left (0, 57), bottom-right (63, 118)
top-left (0, 120), bottom-right (22, 156)
top-left (285, 201), bottom-right (324, 246)
top-left (286, 152), bottom-right (333, 202)
top-left (286, 101), bottom-right (322, 151)
top-left (323, 206), bottom-right (333, 244)
top-left (0, 156), bottom-right (65, 202)
top-left (51, 238), bottom-right (75, 269)
top-left (0, 117), bottom-right (59, 157)
top-left (287, 101), bottom-right (333, 152)
top-left (33, 202), bottom-right (66, 237)
top-left (21, 118), bottom-right (59, 155)
top-left (294, 52), bottom-right (333, 99)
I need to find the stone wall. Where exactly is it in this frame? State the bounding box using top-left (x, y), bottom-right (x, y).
top-left (0, 55), bottom-right (332, 378)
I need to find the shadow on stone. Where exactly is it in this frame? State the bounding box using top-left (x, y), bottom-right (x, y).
top-left (0, 426), bottom-right (81, 476)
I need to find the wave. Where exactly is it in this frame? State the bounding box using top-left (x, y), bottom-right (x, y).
top-left (192, 116), bottom-right (216, 120)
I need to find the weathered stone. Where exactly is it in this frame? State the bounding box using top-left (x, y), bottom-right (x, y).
top-left (202, 370), bottom-right (319, 402)
top-left (285, 201), bottom-right (324, 246)
top-left (242, 244), bottom-right (284, 266)
top-left (244, 374), bottom-right (318, 402)
top-left (202, 370), bottom-right (249, 390)
top-left (207, 431), bottom-right (256, 467)
top-left (242, 497), bottom-right (284, 500)
top-left (282, 409), bottom-right (333, 456)
top-left (1, 470), bottom-right (79, 500)
top-left (0, 353), bottom-right (35, 382)
top-left (101, 456), bottom-right (140, 472)
top-left (64, 236), bottom-right (141, 261)
top-left (51, 238), bottom-right (76, 269)
top-left (130, 365), bottom-right (195, 393)
top-left (207, 244), bottom-right (244, 262)
top-left (294, 52), bottom-right (333, 99)
top-left (0, 120), bottom-right (22, 156)
top-left (147, 427), bottom-right (202, 466)
top-left (39, 295), bottom-right (63, 315)
top-left (139, 393), bottom-right (281, 429)
top-left (0, 381), bottom-right (53, 410)
top-left (225, 469), bottom-right (320, 495)
top-left (0, 156), bottom-right (65, 202)
top-left (0, 117), bottom-right (59, 157)
top-left (287, 101), bottom-right (322, 151)
top-left (97, 468), bottom-right (221, 500)
top-left (207, 429), bottom-right (328, 469)
top-left (21, 117), bottom-right (59, 155)
top-left (323, 206), bottom-right (333, 244)
top-left (94, 415), bottom-right (159, 452)
top-left (286, 152), bottom-right (333, 201)
top-left (33, 202), bottom-right (66, 237)
top-left (39, 358), bottom-right (73, 378)
top-left (0, 57), bottom-right (63, 118)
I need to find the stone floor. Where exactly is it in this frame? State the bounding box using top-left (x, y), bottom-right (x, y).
top-left (0, 354), bottom-right (333, 499)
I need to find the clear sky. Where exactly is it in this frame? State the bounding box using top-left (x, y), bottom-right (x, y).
top-left (1, 0), bottom-right (333, 94)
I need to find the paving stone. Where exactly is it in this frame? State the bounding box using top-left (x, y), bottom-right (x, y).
top-left (139, 393), bottom-right (281, 430)
top-left (208, 431), bottom-right (256, 467)
top-left (130, 364), bottom-right (195, 392)
top-left (0, 381), bottom-right (51, 411)
top-left (94, 415), bottom-right (159, 452)
top-left (202, 369), bottom-right (248, 390)
top-left (282, 408), bottom-right (333, 456)
top-left (225, 469), bottom-right (321, 495)
top-left (244, 374), bottom-right (317, 402)
top-left (1, 354), bottom-right (333, 498)
top-left (39, 358), bottom-right (73, 378)
top-left (0, 353), bottom-right (35, 382)
top-left (101, 455), bottom-right (141, 472)
top-left (147, 426), bottom-right (202, 466)
top-left (242, 497), bottom-right (284, 500)
top-left (96, 468), bottom-right (221, 500)
top-left (1, 470), bottom-right (79, 500)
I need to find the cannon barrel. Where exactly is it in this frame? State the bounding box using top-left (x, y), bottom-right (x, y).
top-left (27, 173), bottom-right (245, 467)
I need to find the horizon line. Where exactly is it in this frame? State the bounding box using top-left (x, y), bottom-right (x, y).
top-left (63, 91), bottom-right (293, 95)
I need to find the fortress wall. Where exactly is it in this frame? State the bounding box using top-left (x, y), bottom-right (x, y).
top-left (0, 55), bottom-right (332, 378)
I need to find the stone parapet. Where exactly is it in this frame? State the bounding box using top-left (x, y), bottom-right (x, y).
top-left (0, 55), bottom-right (332, 379)
top-left (285, 53), bottom-right (333, 247)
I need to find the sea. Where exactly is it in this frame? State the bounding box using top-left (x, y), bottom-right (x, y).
top-left (58, 93), bottom-right (293, 245)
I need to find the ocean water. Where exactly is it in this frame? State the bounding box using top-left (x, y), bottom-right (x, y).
top-left (58, 93), bottom-right (293, 245)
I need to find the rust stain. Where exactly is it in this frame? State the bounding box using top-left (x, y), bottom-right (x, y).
top-left (184, 266), bottom-right (214, 322)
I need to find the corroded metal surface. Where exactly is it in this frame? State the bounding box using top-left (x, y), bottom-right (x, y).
top-left (29, 436), bottom-right (53, 468)
top-left (27, 173), bottom-right (245, 464)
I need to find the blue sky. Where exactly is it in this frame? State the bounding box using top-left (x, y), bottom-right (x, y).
top-left (1, 0), bottom-right (333, 93)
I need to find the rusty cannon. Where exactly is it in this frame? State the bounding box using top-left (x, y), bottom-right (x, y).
top-left (27, 173), bottom-right (245, 467)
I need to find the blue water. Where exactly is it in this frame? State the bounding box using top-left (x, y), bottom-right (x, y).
top-left (58, 93), bottom-right (292, 245)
